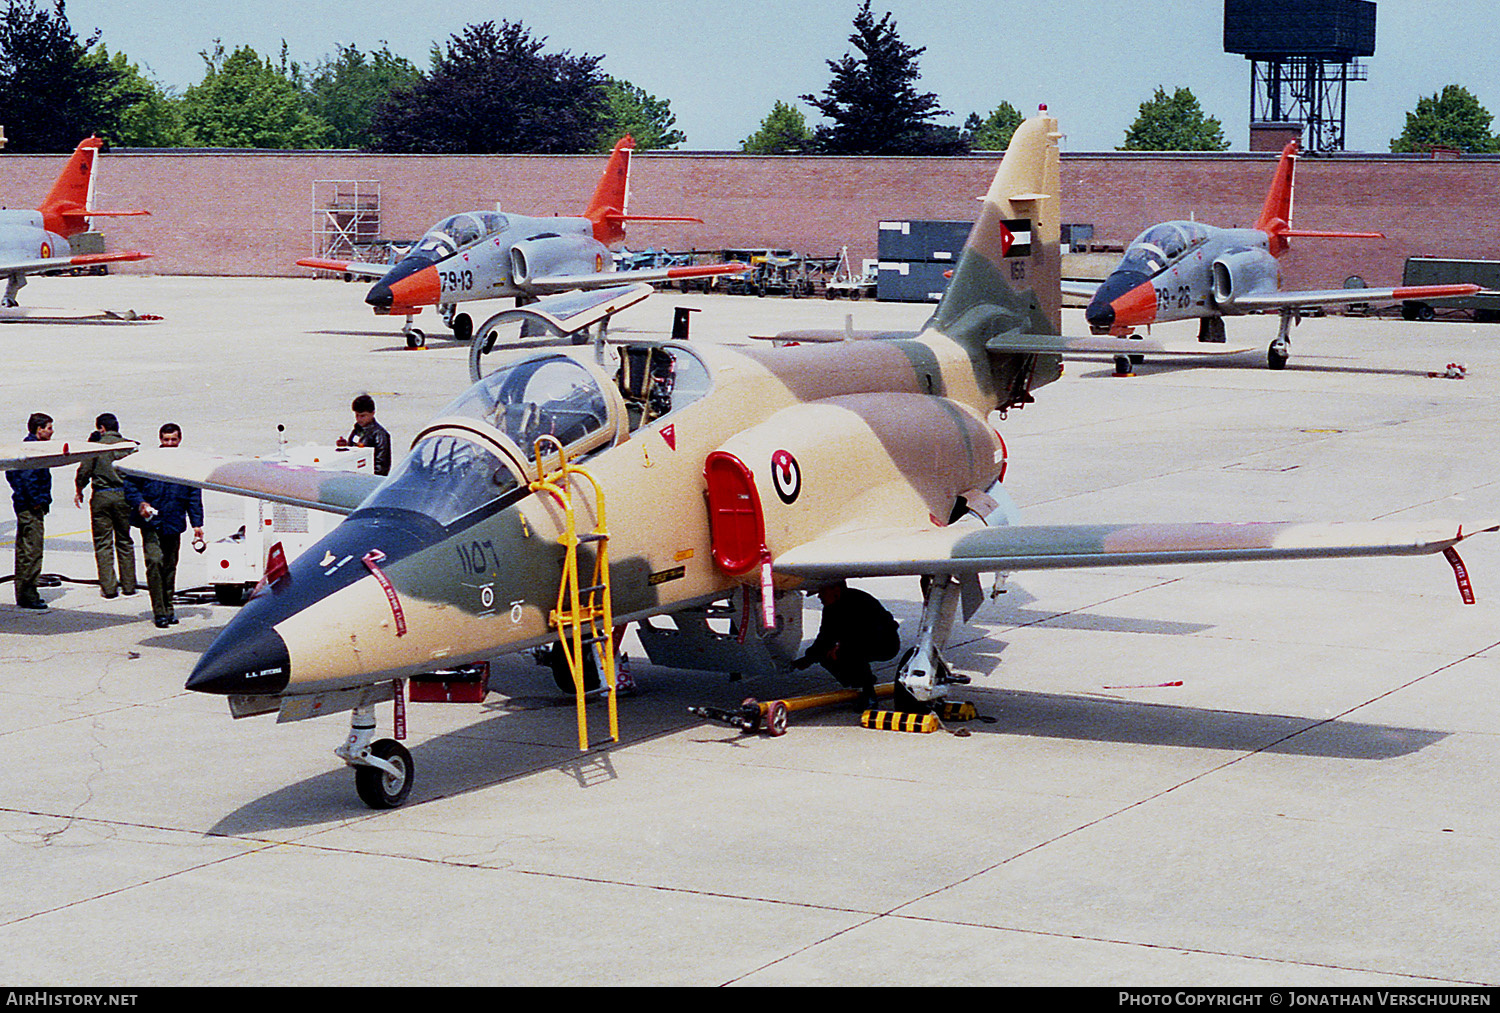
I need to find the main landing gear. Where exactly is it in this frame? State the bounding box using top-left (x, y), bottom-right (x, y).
top-left (1268, 309), bottom-right (1298, 370)
top-left (337, 703), bottom-right (413, 808)
top-left (894, 574), bottom-right (971, 713)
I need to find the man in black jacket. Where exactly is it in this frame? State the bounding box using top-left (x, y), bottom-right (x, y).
top-left (6, 412), bottom-right (54, 609)
top-left (124, 423), bottom-right (204, 628)
top-left (791, 580), bottom-right (901, 711)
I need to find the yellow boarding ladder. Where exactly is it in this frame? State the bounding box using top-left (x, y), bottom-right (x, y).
top-left (530, 435), bottom-right (617, 751)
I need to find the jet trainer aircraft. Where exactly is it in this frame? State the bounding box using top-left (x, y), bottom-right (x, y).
top-left (1065, 141), bottom-right (1480, 369)
top-left (298, 135), bottom-right (746, 349)
top-left (0, 137), bottom-right (150, 308)
top-left (124, 113), bottom-right (1494, 809)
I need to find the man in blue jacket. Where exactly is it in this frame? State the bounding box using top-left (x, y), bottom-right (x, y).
top-left (124, 423), bottom-right (204, 628)
top-left (7, 412), bottom-right (54, 609)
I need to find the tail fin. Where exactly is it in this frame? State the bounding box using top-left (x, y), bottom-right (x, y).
top-left (39, 137), bottom-right (103, 237)
top-left (1254, 141), bottom-right (1298, 255)
top-left (932, 110), bottom-right (1064, 410)
top-left (38, 136), bottom-right (149, 238)
top-left (1253, 139), bottom-right (1382, 253)
top-left (586, 135), bottom-right (634, 246)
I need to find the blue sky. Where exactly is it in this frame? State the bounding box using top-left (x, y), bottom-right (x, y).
top-left (65, 1), bottom-right (1500, 152)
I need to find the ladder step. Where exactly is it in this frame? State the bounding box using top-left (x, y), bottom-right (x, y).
top-left (579, 533), bottom-right (608, 543)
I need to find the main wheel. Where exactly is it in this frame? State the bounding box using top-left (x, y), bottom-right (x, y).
top-left (452, 313), bottom-right (473, 343)
top-left (1268, 344), bottom-right (1289, 370)
top-left (354, 739), bottom-right (413, 809)
top-left (548, 642), bottom-right (601, 694)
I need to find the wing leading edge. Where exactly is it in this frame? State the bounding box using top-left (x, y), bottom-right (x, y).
top-left (118, 449), bottom-right (381, 515)
top-left (773, 520), bottom-right (1494, 579)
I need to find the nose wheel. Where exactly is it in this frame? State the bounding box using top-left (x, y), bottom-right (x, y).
top-left (338, 704), bottom-right (414, 809)
top-left (354, 739), bottom-right (413, 809)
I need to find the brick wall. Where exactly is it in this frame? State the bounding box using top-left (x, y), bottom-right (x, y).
top-left (2, 147), bottom-right (1496, 291)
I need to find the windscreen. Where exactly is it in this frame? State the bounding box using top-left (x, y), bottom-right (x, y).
top-left (356, 435), bottom-right (518, 528)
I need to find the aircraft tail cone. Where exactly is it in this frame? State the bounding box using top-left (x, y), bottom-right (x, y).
top-left (188, 626), bottom-right (291, 695)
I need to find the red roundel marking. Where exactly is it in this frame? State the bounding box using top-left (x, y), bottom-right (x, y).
top-left (771, 449), bottom-right (801, 504)
top-left (40, 242), bottom-right (51, 259)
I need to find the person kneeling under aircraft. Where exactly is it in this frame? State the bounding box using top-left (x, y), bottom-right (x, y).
top-left (791, 580), bottom-right (901, 712)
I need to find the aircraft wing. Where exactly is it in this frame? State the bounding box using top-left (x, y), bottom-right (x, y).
top-left (118, 449), bottom-right (381, 516)
top-left (774, 519), bottom-right (1493, 579)
top-left (527, 261), bottom-right (749, 293)
top-left (747, 328), bottom-right (922, 344)
top-left (296, 257), bottom-right (392, 279)
top-left (1225, 283), bottom-right (1481, 312)
top-left (984, 332), bottom-right (1256, 357)
top-left (0, 251), bottom-right (150, 276)
top-left (0, 441), bottom-right (137, 471)
top-left (1061, 280), bottom-right (1102, 299)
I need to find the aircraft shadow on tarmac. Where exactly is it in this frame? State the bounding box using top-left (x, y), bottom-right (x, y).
top-left (1072, 359), bottom-right (1439, 380)
top-left (0, 607), bottom-right (144, 634)
top-left (205, 660), bottom-right (746, 836)
top-left (204, 651), bottom-right (1445, 837)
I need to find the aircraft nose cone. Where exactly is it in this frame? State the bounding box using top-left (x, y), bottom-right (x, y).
top-left (366, 280), bottom-right (393, 311)
top-left (1085, 300), bottom-right (1114, 330)
top-left (187, 625), bottom-right (291, 695)
top-left (366, 255), bottom-right (440, 313)
top-left (1086, 270), bottom-right (1152, 333)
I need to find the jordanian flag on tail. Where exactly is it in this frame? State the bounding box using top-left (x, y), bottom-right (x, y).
top-left (1000, 219), bottom-right (1032, 258)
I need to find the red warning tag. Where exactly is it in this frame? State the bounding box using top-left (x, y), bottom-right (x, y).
top-left (394, 680), bottom-right (407, 740)
top-left (1444, 546), bottom-right (1475, 605)
top-left (363, 549), bottom-right (408, 634)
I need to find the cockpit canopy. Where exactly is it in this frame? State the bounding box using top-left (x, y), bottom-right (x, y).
top-left (412, 212), bottom-right (508, 261)
top-left (444, 354), bottom-right (613, 459)
top-left (1117, 221), bottom-right (1210, 279)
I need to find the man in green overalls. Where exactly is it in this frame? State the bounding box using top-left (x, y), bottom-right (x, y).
top-left (74, 413), bottom-right (138, 599)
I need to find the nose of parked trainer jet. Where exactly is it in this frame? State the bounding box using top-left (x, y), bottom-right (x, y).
top-left (366, 257), bottom-right (441, 313)
top-left (188, 624), bottom-right (291, 695)
top-left (1086, 269), bottom-right (1153, 333)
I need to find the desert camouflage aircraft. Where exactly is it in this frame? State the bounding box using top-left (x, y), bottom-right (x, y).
top-left (123, 113), bottom-right (1493, 808)
top-left (0, 137), bottom-right (149, 308)
top-left (1064, 140), bottom-right (1480, 369)
top-left (297, 135), bottom-right (745, 349)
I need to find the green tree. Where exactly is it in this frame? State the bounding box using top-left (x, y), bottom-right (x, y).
top-left (369, 21), bottom-right (607, 153)
top-left (306, 43), bottom-right (421, 149)
top-left (180, 42), bottom-right (331, 148)
top-left (88, 46), bottom-right (190, 146)
top-left (966, 100), bottom-right (1022, 150)
top-left (800, 1), bottom-right (965, 155)
top-left (1390, 84), bottom-right (1499, 154)
top-left (596, 77), bottom-right (684, 150)
top-left (740, 100), bottom-right (813, 153)
top-left (1120, 86), bottom-right (1228, 151)
top-left (0, 0), bottom-right (125, 151)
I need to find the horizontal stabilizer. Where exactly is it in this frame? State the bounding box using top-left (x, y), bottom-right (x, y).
top-left (774, 519), bottom-right (1495, 579)
top-left (119, 449), bottom-right (381, 515)
top-left (602, 214), bottom-right (704, 225)
top-left (1279, 228), bottom-right (1384, 239)
top-left (987, 332), bottom-right (1254, 357)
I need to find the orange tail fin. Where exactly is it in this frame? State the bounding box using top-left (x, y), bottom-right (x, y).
top-left (586, 135), bottom-right (634, 245)
top-left (39, 137), bottom-right (103, 237)
top-left (1255, 141), bottom-right (1299, 255)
